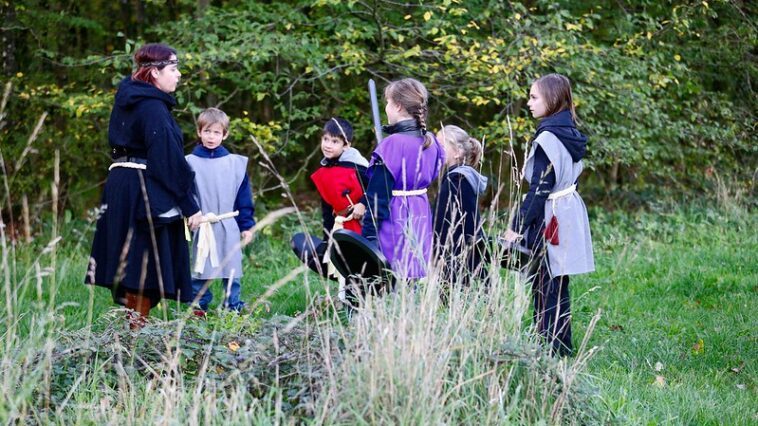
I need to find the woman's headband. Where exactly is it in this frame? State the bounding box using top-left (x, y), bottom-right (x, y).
top-left (138, 59), bottom-right (179, 68)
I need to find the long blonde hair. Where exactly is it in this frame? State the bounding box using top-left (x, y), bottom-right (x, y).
top-left (440, 125), bottom-right (482, 166)
top-left (384, 78), bottom-right (434, 148)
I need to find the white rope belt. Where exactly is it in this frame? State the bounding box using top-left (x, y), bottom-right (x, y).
top-left (391, 188), bottom-right (427, 197)
top-left (325, 214), bottom-right (356, 302)
top-left (194, 211), bottom-right (239, 274)
top-left (547, 184), bottom-right (576, 215)
top-left (547, 184), bottom-right (576, 200)
top-left (109, 162), bottom-right (146, 171)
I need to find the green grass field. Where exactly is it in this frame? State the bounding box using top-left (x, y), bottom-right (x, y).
top-left (2, 203), bottom-right (756, 424)
top-left (572, 208), bottom-right (757, 424)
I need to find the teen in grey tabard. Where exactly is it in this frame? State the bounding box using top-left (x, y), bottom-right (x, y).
top-left (523, 131), bottom-right (595, 276)
top-left (186, 144), bottom-right (255, 311)
top-left (512, 106), bottom-right (594, 357)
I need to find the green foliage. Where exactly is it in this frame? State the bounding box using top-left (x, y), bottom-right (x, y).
top-left (1, 0), bottom-right (755, 227)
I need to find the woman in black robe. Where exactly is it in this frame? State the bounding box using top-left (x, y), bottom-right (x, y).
top-left (86, 43), bottom-right (202, 328)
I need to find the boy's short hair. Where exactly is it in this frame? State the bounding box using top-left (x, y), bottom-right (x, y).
top-left (323, 117), bottom-right (353, 144)
top-left (197, 107), bottom-right (230, 133)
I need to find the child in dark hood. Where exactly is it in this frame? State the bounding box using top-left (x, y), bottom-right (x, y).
top-left (433, 125), bottom-right (489, 286)
top-left (504, 73), bottom-right (595, 357)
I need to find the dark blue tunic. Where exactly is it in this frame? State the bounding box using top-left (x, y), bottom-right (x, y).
top-left (433, 165), bottom-right (488, 284)
top-left (86, 78), bottom-right (200, 307)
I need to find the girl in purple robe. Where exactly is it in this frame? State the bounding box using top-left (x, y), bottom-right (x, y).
top-left (352, 78), bottom-right (445, 280)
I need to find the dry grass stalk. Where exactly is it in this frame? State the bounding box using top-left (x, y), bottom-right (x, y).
top-left (21, 193), bottom-right (30, 243)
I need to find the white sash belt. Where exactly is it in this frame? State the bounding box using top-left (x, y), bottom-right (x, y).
top-left (109, 162), bottom-right (146, 171)
top-left (194, 211), bottom-right (239, 274)
top-left (325, 214), bottom-right (354, 297)
top-left (548, 184), bottom-right (576, 200)
top-left (547, 184), bottom-right (576, 215)
top-left (391, 188), bottom-right (427, 197)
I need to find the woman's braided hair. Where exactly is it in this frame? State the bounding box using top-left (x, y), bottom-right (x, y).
top-left (384, 78), bottom-right (434, 149)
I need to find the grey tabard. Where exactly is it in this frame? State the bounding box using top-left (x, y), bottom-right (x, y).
top-left (186, 153), bottom-right (248, 280)
top-left (523, 131), bottom-right (595, 276)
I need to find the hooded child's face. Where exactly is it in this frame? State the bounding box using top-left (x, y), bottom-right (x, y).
top-left (321, 133), bottom-right (348, 160)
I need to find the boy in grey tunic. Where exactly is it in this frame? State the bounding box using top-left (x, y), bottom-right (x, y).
top-left (187, 108), bottom-right (255, 312)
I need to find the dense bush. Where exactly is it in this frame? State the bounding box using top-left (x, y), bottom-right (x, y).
top-left (1, 0), bottom-right (755, 228)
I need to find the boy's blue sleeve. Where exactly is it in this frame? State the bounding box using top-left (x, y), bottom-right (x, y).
top-left (360, 163), bottom-right (393, 242)
top-left (234, 173), bottom-right (255, 231)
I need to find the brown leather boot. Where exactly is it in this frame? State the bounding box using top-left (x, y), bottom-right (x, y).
top-left (125, 291), bottom-right (150, 330)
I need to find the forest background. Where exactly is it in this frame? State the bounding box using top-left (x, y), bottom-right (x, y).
top-left (0, 2), bottom-right (756, 423)
top-left (0, 0), bottom-right (755, 229)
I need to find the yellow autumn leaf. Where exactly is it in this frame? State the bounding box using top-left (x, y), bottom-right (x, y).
top-left (692, 338), bottom-right (704, 354)
top-left (424, 11), bottom-right (432, 21)
top-left (674, 54), bottom-right (681, 61)
top-left (228, 341), bottom-right (240, 352)
top-left (404, 14), bottom-right (412, 20)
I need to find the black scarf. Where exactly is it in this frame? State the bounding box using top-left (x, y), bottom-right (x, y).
top-left (535, 110), bottom-right (588, 162)
top-left (382, 119), bottom-right (424, 137)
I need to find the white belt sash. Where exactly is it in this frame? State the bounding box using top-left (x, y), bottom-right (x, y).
top-left (325, 214), bottom-right (354, 299)
top-left (547, 184), bottom-right (576, 214)
top-left (547, 184), bottom-right (576, 200)
top-left (391, 188), bottom-right (427, 197)
top-left (109, 162), bottom-right (146, 171)
top-left (194, 211), bottom-right (239, 274)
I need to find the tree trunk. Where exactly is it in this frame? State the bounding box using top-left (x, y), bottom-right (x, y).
top-left (1, 2), bottom-right (17, 76)
top-left (197, 0), bottom-right (210, 15)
